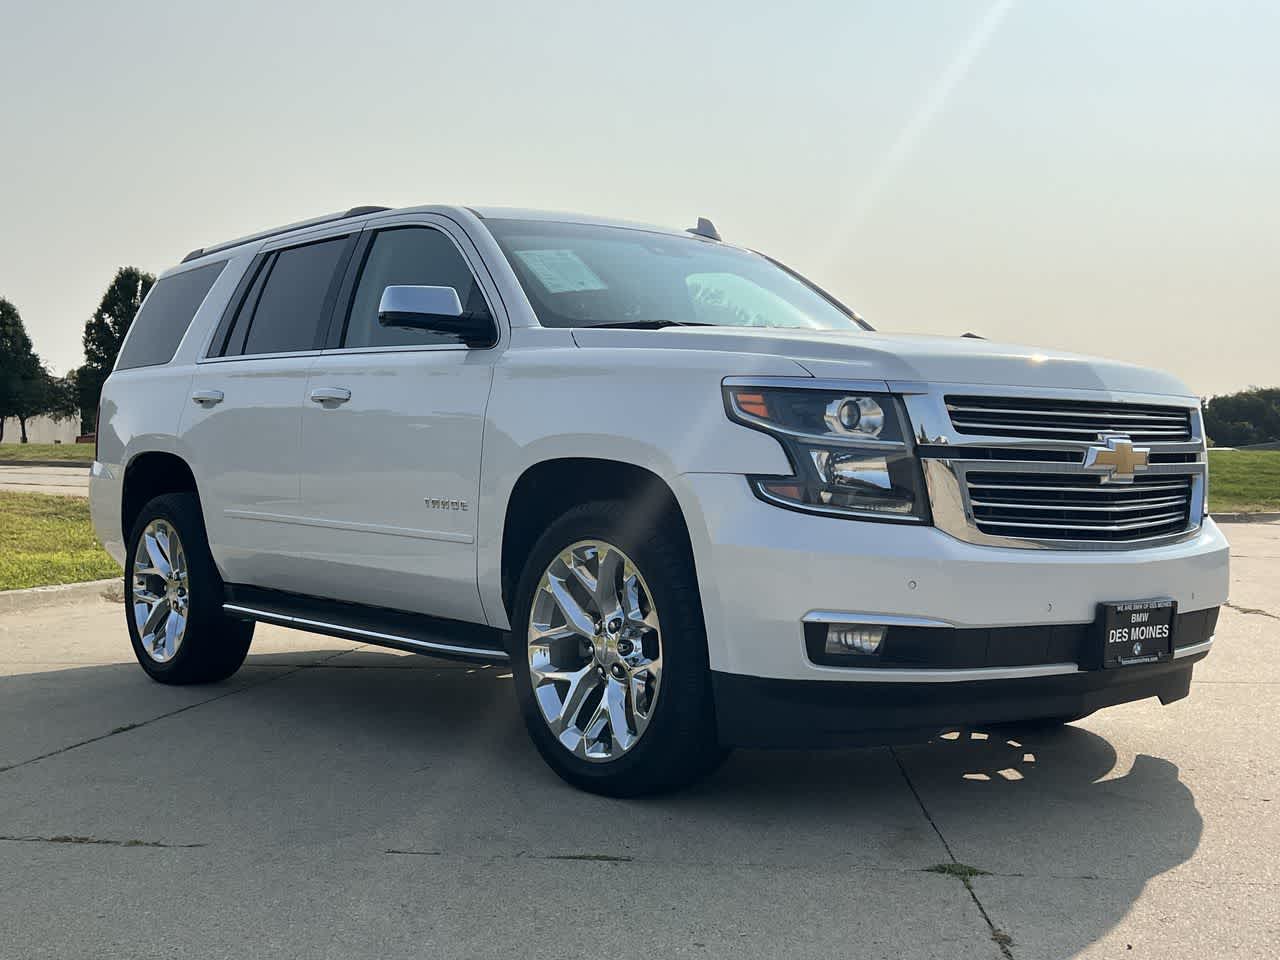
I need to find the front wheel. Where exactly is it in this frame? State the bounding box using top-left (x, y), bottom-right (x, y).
top-left (509, 500), bottom-right (726, 796)
top-left (124, 492), bottom-right (254, 685)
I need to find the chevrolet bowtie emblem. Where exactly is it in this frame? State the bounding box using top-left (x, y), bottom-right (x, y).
top-left (1083, 434), bottom-right (1150, 483)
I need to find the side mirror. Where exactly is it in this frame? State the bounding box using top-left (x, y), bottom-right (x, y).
top-left (377, 285), bottom-right (496, 347)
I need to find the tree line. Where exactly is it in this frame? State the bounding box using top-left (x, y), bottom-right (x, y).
top-left (0, 268), bottom-right (153, 442)
top-left (1203, 388), bottom-right (1280, 448)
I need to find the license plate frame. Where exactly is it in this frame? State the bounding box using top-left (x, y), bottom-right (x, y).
top-left (1096, 598), bottom-right (1177, 669)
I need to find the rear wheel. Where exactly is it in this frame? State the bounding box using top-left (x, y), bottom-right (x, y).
top-left (125, 493), bottom-right (253, 684)
top-left (510, 500), bottom-right (726, 796)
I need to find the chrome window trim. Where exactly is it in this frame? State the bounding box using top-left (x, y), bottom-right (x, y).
top-left (197, 349), bottom-right (322, 365)
top-left (319, 343), bottom-right (471, 357)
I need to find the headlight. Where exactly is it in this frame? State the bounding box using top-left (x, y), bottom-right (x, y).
top-left (724, 382), bottom-right (929, 523)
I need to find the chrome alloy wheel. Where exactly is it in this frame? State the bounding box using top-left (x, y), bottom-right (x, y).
top-left (528, 540), bottom-right (663, 762)
top-left (130, 519), bottom-right (190, 664)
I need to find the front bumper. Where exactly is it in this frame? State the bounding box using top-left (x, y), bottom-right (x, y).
top-left (713, 651), bottom-right (1205, 747)
top-left (681, 472), bottom-right (1228, 679)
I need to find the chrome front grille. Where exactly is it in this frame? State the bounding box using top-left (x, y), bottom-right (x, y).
top-left (903, 383), bottom-right (1206, 550)
top-left (945, 395), bottom-right (1192, 443)
top-left (966, 472), bottom-right (1193, 542)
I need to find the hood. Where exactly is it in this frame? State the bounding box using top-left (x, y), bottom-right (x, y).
top-left (570, 327), bottom-right (1194, 398)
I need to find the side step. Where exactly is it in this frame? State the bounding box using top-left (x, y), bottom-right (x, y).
top-left (222, 584), bottom-right (509, 663)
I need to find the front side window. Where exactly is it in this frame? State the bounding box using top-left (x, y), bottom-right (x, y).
top-left (485, 218), bottom-right (865, 331)
top-left (342, 227), bottom-right (491, 348)
top-left (117, 261), bottom-right (225, 369)
top-left (222, 236), bottom-right (350, 357)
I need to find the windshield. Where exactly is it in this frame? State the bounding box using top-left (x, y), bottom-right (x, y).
top-left (485, 218), bottom-right (867, 331)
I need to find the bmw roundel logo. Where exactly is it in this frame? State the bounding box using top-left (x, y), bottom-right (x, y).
top-left (1133, 642), bottom-right (1143, 656)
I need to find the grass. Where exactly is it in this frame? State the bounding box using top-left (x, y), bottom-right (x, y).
top-left (0, 491), bottom-right (120, 591)
top-left (0, 442), bottom-right (94, 462)
top-left (1208, 449), bottom-right (1280, 514)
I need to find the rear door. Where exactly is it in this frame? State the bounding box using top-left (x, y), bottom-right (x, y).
top-left (294, 214), bottom-right (505, 621)
top-left (182, 228), bottom-right (358, 591)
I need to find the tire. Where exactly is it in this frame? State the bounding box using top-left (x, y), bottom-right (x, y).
top-left (124, 492), bottom-right (254, 685)
top-left (509, 500), bottom-right (727, 796)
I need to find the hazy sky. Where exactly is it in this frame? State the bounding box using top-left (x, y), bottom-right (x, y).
top-left (1, 0), bottom-right (1275, 396)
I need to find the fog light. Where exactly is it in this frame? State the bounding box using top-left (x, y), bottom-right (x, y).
top-left (825, 624), bottom-right (886, 656)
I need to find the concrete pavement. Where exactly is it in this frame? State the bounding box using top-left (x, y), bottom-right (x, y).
top-left (0, 464), bottom-right (90, 497)
top-left (0, 522), bottom-right (1276, 959)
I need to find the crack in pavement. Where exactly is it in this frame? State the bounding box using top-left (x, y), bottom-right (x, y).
top-left (891, 747), bottom-right (1015, 959)
top-left (1225, 601), bottom-right (1280, 621)
top-left (379, 846), bottom-right (1280, 887)
top-left (0, 645), bottom-right (367, 776)
top-left (0, 834), bottom-right (205, 849)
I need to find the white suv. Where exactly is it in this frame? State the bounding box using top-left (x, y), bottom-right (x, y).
top-left (90, 204), bottom-right (1229, 795)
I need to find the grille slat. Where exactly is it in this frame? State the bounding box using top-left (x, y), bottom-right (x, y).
top-left (949, 421), bottom-right (1188, 437)
top-left (965, 471), bottom-right (1193, 543)
top-left (975, 512), bottom-right (1188, 533)
top-left (946, 395), bottom-right (1193, 443)
top-left (967, 481), bottom-right (1188, 495)
top-left (946, 404), bottom-right (1188, 423)
top-left (969, 495), bottom-right (1188, 513)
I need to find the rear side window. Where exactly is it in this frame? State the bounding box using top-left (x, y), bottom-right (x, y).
top-left (342, 227), bottom-right (491, 348)
top-left (219, 237), bottom-right (351, 357)
top-left (115, 261), bottom-right (225, 370)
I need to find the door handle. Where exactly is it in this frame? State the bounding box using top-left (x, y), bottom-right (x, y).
top-left (191, 389), bottom-right (224, 407)
top-left (309, 386), bottom-right (352, 405)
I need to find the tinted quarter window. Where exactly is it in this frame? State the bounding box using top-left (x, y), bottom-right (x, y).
top-left (237, 237), bottom-right (350, 356)
top-left (344, 227), bottom-right (491, 348)
top-left (116, 261), bottom-right (225, 369)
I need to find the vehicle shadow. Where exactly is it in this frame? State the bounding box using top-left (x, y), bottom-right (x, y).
top-left (695, 724), bottom-right (1202, 958)
top-left (0, 646), bottom-right (1202, 959)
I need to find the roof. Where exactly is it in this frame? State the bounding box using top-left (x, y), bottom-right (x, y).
top-left (176, 203), bottom-right (712, 270)
top-left (467, 206), bottom-right (691, 237)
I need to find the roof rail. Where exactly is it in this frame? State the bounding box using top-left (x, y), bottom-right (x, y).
top-left (181, 205), bottom-right (391, 263)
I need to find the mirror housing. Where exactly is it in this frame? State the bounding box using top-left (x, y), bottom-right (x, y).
top-left (377, 285), bottom-right (496, 347)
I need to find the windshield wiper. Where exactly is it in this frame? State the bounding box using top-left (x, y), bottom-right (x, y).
top-left (580, 320), bottom-right (717, 330)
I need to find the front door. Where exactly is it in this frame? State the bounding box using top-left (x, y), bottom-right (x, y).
top-left (294, 218), bottom-right (503, 622)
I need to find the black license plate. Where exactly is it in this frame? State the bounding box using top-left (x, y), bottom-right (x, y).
top-left (1098, 599), bottom-right (1176, 668)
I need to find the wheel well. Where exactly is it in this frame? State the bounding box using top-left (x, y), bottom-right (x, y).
top-left (500, 458), bottom-right (694, 618)
top-left (121, 452), bottom-right (200, 542)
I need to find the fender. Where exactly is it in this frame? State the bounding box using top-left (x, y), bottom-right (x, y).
top-left (475, 339), bottom-right (806, 628)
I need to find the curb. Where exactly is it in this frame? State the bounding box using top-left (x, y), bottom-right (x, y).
top-left (0, 578), bottom-right (122, 615)
top-left (1211, 512), bottom-right (1280, 524)
top-left (0, 460), bottom-right (92, 469)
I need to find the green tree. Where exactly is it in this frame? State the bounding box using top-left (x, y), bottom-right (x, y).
top-left (1203, 387), bottom-right (1280, 447)
top-left (76, 266), bottom-right (155, 429)
top-left (0, 297), bottom-right (44, 443)
top-left (11, 365), bottom-right (55, 443)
